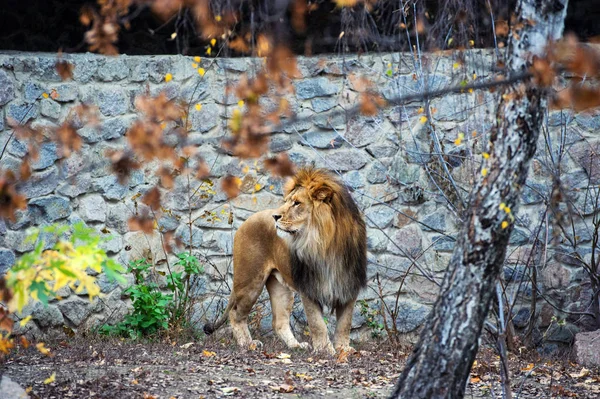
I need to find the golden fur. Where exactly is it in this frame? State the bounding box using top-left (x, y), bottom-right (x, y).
top-left (204, 167), bottom-right (367, 354)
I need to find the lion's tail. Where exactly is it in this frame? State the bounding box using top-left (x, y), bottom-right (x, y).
top-left (203, 297), bottom-right (235, 335)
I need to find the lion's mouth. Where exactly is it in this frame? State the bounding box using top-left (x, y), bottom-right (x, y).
top-left (276, 225), bottom-right (297, 235)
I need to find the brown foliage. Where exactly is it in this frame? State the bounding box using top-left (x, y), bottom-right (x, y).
top-left (142, 187), bottom-right (161, 211)
top-left (0, 171), bottom-right (27, 222)
top-left (55, 60), bottom-right (74, 81)
top-left (264, 153), bottom-right (296, 177)
top-left (128, 211), bottom-right (155, 233)
top-left (106, 150), bottom-right (141, 184)
top-left (221, 175), bottom-right (242, 199)
top-left (56, 122), bottom-right (83, 158)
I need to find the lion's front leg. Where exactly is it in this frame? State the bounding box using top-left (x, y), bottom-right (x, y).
top-left (334, 299), bottom-right (356, 353)
top-left (301, 295), bottom-right (335, 355)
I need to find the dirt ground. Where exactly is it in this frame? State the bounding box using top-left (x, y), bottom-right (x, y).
top-left (1, 335), bottom-right (599, 399)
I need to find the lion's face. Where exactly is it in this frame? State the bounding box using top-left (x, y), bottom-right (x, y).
top-left (272, 187), bottom-right (313, 236)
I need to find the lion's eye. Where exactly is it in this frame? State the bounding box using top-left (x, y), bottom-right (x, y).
top-left (293, 201), bottom-right (301, 206)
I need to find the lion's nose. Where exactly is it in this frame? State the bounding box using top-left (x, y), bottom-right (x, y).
top-left (273, 214), bottom-right (282, 222)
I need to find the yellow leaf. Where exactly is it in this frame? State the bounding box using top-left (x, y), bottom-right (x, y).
top-left (521, 363), bottom-right (535, 371)
top-left (44, 372), bottom-right (56, 384)
top-left (164, 73), bottom-right (173, 82)
top-left (132, 379), bottom-right (138, 385)
top-left (19, 315), bottom-right (32, 327)
top-left (504, 206), bottom-right (511, 214)
top-left (499, 203), bottom-right (506, 211)
top-left (482, 152), bottom-right (490, 159)
top-left (453, 62), bottom-right (460, 69)
top-left (215, 15), bottom-right (222, 22)
top-left (419, 116), bottom-right (427, 124)
top-left (481, 168), bottom-right (488, 177)
top-left (242, 165), bottom-right (250, 174)
top-left (501, 221), bottom-right (509, 229)
top-left (238, 100), bottom-right (245, 107)
top-left (42, 92), bottom-right (49, 99)
top-left (192, 63), bottom-right (198, 69)
top-left (276, 353), bottom-right (291, 359)
top-left (170, 32), bottom-right (177, 39)
top-left (473, 73), bottom-right (477, 80)
top-left (203, 350), bottom-right (216, 357)
top-left (195, 103), bottom-right (202, 111)
top-left (193, 56), bottom-right (201, 63)
top-left (470, 376), bottom-right (481, 383)
top-left (454, 133), bottom-right (465, 146)
top-left (469, 40), bottom-right (475, 47)
top-left (206, 47), bottom-right (212, 55)
top-left (254, 184), bottom-right (261, 191)
top-left (198, 68), bottom-right (205, 76)
top-left (417, 107), bottom-right (424, 114)
top-left (210, 38), bottom-right (217, 46)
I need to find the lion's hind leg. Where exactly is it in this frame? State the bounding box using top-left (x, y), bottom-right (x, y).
top-left (266, 274), bottom-right (309, 350)
top-left (229, 275), bottom-right (266, 350)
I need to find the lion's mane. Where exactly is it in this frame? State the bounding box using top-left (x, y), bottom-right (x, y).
top-left (283, 167), bottom-right (367, 309)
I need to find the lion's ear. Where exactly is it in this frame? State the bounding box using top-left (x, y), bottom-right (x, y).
top-left (311, 185), bottom-right (333, 202)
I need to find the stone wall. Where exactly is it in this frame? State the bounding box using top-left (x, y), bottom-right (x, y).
top-left (0, 51), bottom-right (598, 348)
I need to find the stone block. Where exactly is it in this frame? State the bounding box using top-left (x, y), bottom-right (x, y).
top-left (72, 55), bottom-right (98, 83)
top-left (366, 163), bottom-right (388, 184)
top-left (421, 210), bottom-right (447, 232)
top-left (344, 116), bottom-right (388, 148)
top-left (31, 142), bottom-right (59, 170)
top-left (57, 173), bottom-right (92, 198)
top-left (364, 206), bottom-right (395, 229)
top-left (32, 302), bottom-right (64, 328)
top-left (57, 296), bottom-right (91, 326)
top-left (7, 102), bottom-right (38, 123)
top-left (316, 149), bottom-right (367, 171)
top-left (573, 331), bottom-right (600, 368)
top-left (49, 83), bottom-right (78, 102)
top-left (0, 69), bottom-right (15, 106)
top-left (311, 97), bottom-right (337, 113)
top-left (93, 175), bottom-right (128, 200)
top-left (106, 202), bottom-right (131, 234)
top-left (40, 98), bottom-right (61, 119)
top-left (97, 88), bottom-right (129, 116)
top-left (97, 57), bottom-right (130, 81)
top-left (388, 299), bottom-right (430, 333)
top-left (390, 153), bottom-right (420, 184)
top-left (28, 195), bottom-right (72, 222)
top-left (0, 248), bottom-right (15, 274)
top-left (299, 130), bottom-right (343, 149)
top-left (175, 224), bottom-right (204, 249)
top-left (189, 103), bottom-right (219, 132)
top-left (270, 135), bottom-right (293, 153)
top-left (296, 77), bottom-right (338, 100)
top-left (24, 81), bottom-right (45, 102)
top-left (388, 224), bottom-right (423, 257)
top-left (78, 194), bottom-right (107, 222)
top-left (100, 234), bottom-right (123, 254)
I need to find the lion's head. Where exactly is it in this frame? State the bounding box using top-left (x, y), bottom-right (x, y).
top-left (272, 167), bottom-right (367, 308)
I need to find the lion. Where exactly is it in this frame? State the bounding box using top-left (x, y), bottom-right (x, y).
top-left (204, 167), bottom-right (367, 354)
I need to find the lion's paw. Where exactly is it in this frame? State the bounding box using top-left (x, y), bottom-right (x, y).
top-left (312, 342), bottom-right (336, 356)
top-left (297, 342), bottom-right (310, 350)
top-left (335, 345), bottom-right (356, 354)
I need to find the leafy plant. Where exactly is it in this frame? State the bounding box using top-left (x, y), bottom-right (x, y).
top-left (1, 222), bottom-right (124, 356)
top-left (100, 252), bottom-right (204, 338)
top-left (358, 300), bottom-right (385, 339)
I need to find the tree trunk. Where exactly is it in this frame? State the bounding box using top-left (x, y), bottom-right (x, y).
top-left (390, 1), bottom-right (569, 398)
